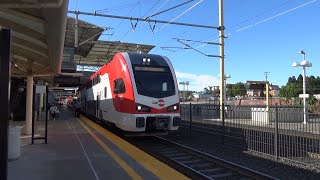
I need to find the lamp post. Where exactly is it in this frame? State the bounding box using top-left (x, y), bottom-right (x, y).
top-left (292, 50), bottom-right (312, 124)
top-left (186, 81), bottom-right (189, 101)
top-left (224, 75), bottom-right (231, 102)
top-left (179, 82), bottom-right (186, 102)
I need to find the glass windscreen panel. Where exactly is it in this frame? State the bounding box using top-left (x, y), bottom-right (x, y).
top-left (133, 66), bottom-right (175, 98)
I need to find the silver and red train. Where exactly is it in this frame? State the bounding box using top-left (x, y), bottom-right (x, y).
top-left (78, 52), bottom-right (181, 134)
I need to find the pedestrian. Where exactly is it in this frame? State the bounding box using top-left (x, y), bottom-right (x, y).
top-left (74, 101), bottom-right (81, 117)
top-left (50, 104), bottom-right (59, 120)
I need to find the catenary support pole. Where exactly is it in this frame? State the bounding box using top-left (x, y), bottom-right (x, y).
top-left (25, 74), bottom-right (33, 135)
top-left (218, 0), bottom-right (225, 126)
top-left (38, 81), bottom-right (44, 120)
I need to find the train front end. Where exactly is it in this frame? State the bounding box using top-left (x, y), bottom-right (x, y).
top-left (123, 52), bottom-right (181, 133)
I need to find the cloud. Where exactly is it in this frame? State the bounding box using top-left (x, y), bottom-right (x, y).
top-left (175, 71), bottom-right (219, 92)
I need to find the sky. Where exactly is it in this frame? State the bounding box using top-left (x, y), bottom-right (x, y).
top-left (68, 0), bottom-right (320, 92)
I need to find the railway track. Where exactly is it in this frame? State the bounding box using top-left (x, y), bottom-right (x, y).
top-left (129, 136), bottom-right (277, 180)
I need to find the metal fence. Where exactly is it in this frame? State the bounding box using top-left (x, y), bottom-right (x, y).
top-left (180, 103), bottom-right (320, 166)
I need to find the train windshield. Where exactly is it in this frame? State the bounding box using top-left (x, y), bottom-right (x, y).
top-left (133, 66), bottom-right (175, 98)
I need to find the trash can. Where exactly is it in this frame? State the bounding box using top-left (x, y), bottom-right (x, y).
top-left (8, 126), bottom-right (22, 160)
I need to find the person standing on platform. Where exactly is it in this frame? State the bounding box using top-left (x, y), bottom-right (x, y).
top-left (50, 104), bottom-right (59, 120)
top-left (74, 101), bottom-right (81, 117)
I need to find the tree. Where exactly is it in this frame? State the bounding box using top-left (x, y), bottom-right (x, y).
top-left (212, 89), bottom-right (220, 97)
top-left (288, 76), bottom-right (297, 84)
top-left (279, 83), bottom-right (301, 98)
top-left (231, 82), bottom-right (246, 97)
top-left (297, 74), bottom-right (303, 84)
top-left (308, 95), bottom-right (317, 106)
top-left (226, 84), bottom-right (235, 97)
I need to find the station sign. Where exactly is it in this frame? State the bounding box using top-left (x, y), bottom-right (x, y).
top-left (299, 94), bottom-right (309, 98)
top-left (36, 85), bottom-right (46, 94)
top-left (54, 76), bottom-right (80, 86)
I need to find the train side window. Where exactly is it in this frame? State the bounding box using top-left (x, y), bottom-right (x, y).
top-left (114, 78), bottom-right (126, 94)
top-left (98, 74), bottom-right (101, 83)
top-left (104, 87), bottom-right (107, 98)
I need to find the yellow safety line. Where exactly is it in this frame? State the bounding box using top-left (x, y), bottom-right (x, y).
top-left (77, 119), bottom-right (142, 180)
top-left (80, 115), bottom-right (189, 180)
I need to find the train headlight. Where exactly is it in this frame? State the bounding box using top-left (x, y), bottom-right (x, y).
top-left (167, 104), bottom-right (179, 112)
top-left (142, 58), bottom-right (147, 62)
top-left (136, 103), bottom-right (151, 112)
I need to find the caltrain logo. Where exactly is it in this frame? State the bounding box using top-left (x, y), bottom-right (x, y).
top-left (152, 99), bottom-right (165, 107)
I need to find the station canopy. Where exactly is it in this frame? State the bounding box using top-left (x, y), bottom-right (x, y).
top-left (64, 17), bottom-right (155, 67)
top-left (0, 0), bottom-right (68, 82)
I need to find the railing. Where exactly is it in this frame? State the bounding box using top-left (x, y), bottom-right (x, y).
top-left (180, 103), bottom-right (320, 167)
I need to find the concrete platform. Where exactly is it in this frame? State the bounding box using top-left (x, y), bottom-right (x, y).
top-left (8, 108), bottom-right (188, 180)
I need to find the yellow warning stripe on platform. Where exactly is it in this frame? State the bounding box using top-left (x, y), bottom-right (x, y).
top-left (78, 119), bottom-right (142, 180)
top-left (80, 115), bottom-right (189, 180)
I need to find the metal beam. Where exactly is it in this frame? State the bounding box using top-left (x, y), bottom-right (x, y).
top-left (12, 36), bottom-right (48, 56)
top-left (1, 9), bottom-right (46, 25)
top-left (0, 17), bottom-right (47, 44)
top-left (12, 43), bottom-right (48, 58)
top-left (12, 46), bottom-right (48, 65)
top-left (0, 0), bottom-right (64, 8)
top-left (68, 10), bottom-right (218, 29)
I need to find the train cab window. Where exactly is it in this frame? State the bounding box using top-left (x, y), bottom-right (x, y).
top-left (162, 82), bottom-right (167, 91)
top-left (114, 78), bottom-right (126, 94)
top-left (104, 87), bottom-right (107, 98)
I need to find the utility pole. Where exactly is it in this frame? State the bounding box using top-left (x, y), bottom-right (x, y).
top-left (186, 81), bottom-right (189, 101)
top-left (265, 72), bottom-right (270, 124)
top-left (218, 0), bottom-right (225, 123)
top-left (264, 72), bottom-right (270, 82)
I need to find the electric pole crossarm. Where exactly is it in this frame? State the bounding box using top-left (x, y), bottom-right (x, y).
top-left (175, 39), bottom-right (220, 58)
top-left (173, 38), bottom-right (221, 45)
top-left (68, 10), bottom-right (218, 29)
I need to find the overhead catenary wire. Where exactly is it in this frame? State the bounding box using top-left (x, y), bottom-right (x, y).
top-left (110, 0), bottom-right (173, 53)
top-left (235, 0), bottom-right (318, 33)
top-left (156, 0), bottom-right (205, 32)
top-left (95, 0), bottom-right (153, 13)
top-left (170, 0), bottom-right (318, 57)
top-left (146, 0), bottom-right (172, 19)
top-left (146, 0), bottom-right (195, 19)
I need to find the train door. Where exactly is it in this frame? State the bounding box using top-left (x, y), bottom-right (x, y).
top-left (114, 94), bottom-right (120, 112)
top-left (96, 94), bottom-right (100, 118)
top-left (113, 78), bottom-right (125, 112)
top-left (85, 97), bottom-right (87, 114)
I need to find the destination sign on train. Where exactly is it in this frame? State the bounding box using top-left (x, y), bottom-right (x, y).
top-left (134, 66), bottom-right (167, 72)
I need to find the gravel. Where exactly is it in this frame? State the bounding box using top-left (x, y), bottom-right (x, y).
top-left (163, 127), bottom-right (320, 180)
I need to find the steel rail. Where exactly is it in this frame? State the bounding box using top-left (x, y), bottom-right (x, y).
top-left (133, 136), bottom-right (277, 180)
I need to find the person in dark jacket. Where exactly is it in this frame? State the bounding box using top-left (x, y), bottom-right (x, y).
top-left (74, 101), bottom-right (81, 117)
